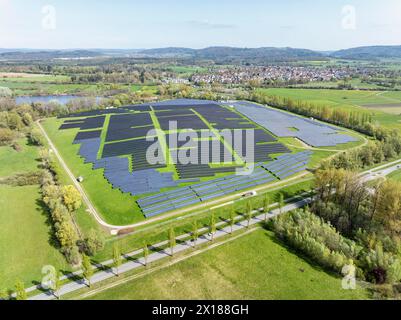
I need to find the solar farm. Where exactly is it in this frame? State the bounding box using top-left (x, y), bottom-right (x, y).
top-left (55, 99), bottom-right (358, 220)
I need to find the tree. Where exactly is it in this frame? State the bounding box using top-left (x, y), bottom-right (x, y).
top-left (210, 213), bottom-right (217, 241)
top-left (169, 228), bottom-right (176, 256)
top-left (0, 86), bottom-right (12, 98)
top-left (278, 193), bottom-right (285, 215)
top-left (82, 254), bottom-right (94, 287)
top-left (62, 185), bottom-right (82, 212)
top-left (372, 180), bottom-right (401, 236)
top-left (229, 206), bottom-right (235, 234)
top-left (143, 243), bottom-right (149, 267)
top-left (0, 288), bottom-right (8, 300)
top-left (29, 128), bottom-right (44, 146)
top-left (85, 229), bottom-right (105, 256)
top-left (22, 113), bottom-right (33, 126)
top-left (52, 269), bottom-right (62, 299)
top-left (0, 128), bottom-right (15, 146)
top-left (246, 201), bottom-right (253, 228)
top-left (63, 245), bottom-right (82, 266)
top-left (113, 242), bottom-right (122, 276)
top-left (7, 112), bottom-right (23, 130)
top-left (263, 194), bottom-right (271, 222)
top-left (56, 221), bottom-right (79, 248)
top-left (192, 221), bottom-right (199, 248)
top-left (14, 280), bottom-right (27, 300)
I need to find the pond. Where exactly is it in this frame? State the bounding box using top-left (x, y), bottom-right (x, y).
top-left (15, 95), bottom-right (101, 105)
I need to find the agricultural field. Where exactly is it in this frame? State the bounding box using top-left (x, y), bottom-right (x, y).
top-left (257, 88), bottom-right (401, 129)
top-left (81, 229), bottom-right (369, 300)
top-left (0, 72), bottom-right (70, 83)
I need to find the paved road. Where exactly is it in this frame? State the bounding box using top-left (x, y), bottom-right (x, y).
top-left (29, 197), bottom-right (311, 300)
top-left (360, 159), bottom-right (401, 183)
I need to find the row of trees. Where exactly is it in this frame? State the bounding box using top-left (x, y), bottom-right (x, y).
top-left (40, 149), bottom-right (105, 266)
top-left (4, 191), bottom-right (275, 299)
top-left (269, 208), bottom-right (401, 284)
top-left (323, 134), bottom-right (401, 171)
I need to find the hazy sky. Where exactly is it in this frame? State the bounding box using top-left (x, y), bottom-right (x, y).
top-left (0, 0), bottom-right (400, 50)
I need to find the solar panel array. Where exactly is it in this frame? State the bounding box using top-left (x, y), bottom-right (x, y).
top-left (59, 108), bottom-right (129, 118)
top-left (73, 130), bottom-right (102, 143)
top-left (76, 138), bottom-right (101, 163)
top-left (262, 151), bottom-right (312, 179)
top-left (106, 113), bottom-right (154, 142)
top-left (230, 101), bottom-right (357, 147)
top-left (58, 99), bottom-right (314, 218)
top-left (102, 157), bottom-right (178, 195)
top-left (59, 116), bottom-right (105, 130)
top-left (158, 114), bottom-right (209, 131)
top-left (137, 167), bottom-right (277, 218)
top-left (102, 138), bottom-right (165, 171)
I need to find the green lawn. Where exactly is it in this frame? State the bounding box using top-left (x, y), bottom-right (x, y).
top-left (85, 229), bottom-right (369, 300)
top-left (0, 138), bottom-right (40, 177)
top-left (388, 169), bottom-right (401, 182)
top-left (0, 185), bottom-right (70, 290)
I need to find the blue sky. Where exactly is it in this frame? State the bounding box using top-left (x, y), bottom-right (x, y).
top-left (0, 0), bottom-right (400, 50)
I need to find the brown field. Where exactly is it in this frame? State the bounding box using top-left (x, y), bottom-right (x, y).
top-left (362, 103), bottom-right (401, 114)
top-left (0, 72), bottom-right (47, 78)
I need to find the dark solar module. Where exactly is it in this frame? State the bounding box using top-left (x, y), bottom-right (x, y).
top-left (106, 126), bottom-right (155, 142)
top-left (59, 109), bottom-right (128, 118)
top-left (102, 138), bottom-right (162, 158)
top-left (158, 115), bottom-right (209, 131)
top-left (106, 113), bottom-right (154, 142)
top-left (60, 123), bottom-right (83, 130)
top-left (73, 130), bottom-right (102, 143)
top-left (64, 119), bottom-right (85, 123)
top-left (122, 105), bottom-right (152, 112)
top-left (155, 109), bottom-right (195, 118)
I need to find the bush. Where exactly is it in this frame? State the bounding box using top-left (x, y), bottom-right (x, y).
top-left (0, 87), bottom-right (12, 98)
top-left (29, 128), bottom-right (44, 146)
top-left (0, 171), bottom-right (43, 186)
top-left (0, 128), bottom-right (16, 146)
top-left (62, 246), bottom-right (82, 266)
top-left (84, 229), bottom-right (105, 256)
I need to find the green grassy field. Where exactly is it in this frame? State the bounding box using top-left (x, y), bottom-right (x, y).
top-left (0, 73), bottom-right (70, 83)
top-left (0, 138), bottom-right (40, 177)
top-left (0, 185), bottom-right (70, 290)
top-left (257, 88), bottom-right (401, 129)
top-left (388, 169), bottom-right (401, 182)
top-left (84, 229), bottom-right (369, 300)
